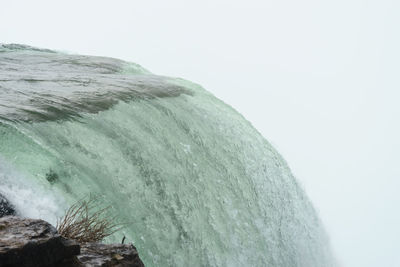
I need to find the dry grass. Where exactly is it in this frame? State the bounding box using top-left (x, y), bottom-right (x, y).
top-left (57, 195), bottom-right (123, 243)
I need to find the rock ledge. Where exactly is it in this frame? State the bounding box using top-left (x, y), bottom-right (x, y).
top-left (0, 216), bottom-right (144, 267)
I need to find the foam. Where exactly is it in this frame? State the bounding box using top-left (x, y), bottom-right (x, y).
top-left (0, 157), bottom-right (66, 225)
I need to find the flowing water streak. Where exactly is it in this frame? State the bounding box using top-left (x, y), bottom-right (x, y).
top-left (0, 44), bottom-right (334, 266)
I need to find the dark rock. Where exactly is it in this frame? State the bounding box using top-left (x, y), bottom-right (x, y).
top-left (0, 194), bottom-right (15, 217)
top-left (0, 216), bottom-right (80, 267)
top-left (0, 216), bottom-right (145, 267)
top-left (77, 243), bottom-right (145, 267)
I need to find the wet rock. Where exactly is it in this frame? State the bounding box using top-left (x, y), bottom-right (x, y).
top-left (0, 216), bottom-right (145, 266)
top-left (77, 243), bottom-right (145, 267)
top-left (0, 216), bottom-right (80, 267)
top-left (0, 194), bottom-right (15, 217)
top-left (0, 216), bottom-right (144, 267)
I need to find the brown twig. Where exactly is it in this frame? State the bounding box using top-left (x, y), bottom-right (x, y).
top-left (57, 195), bottom-right (124, 243)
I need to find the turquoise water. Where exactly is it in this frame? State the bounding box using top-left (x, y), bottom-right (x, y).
top-left (0, 44), bottom-right (334, 266)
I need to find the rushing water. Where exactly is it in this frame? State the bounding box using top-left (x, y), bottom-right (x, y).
top-left (0, 44), bottom-right (334, 266)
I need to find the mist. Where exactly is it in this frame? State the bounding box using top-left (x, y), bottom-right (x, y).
top-left (1, 0), bottom-right (399, 266)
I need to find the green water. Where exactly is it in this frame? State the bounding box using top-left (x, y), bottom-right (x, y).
top-left (0, 44), bottom-right (334, 266)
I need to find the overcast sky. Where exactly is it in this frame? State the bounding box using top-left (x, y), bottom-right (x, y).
top-left (1, 1), bottom-right (399, 266)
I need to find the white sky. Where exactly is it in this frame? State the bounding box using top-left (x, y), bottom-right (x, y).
top-left (1, 1), bottom-right (399, 266)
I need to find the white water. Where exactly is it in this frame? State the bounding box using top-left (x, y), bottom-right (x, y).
top-left (0, 156), bottom-right (65, 225)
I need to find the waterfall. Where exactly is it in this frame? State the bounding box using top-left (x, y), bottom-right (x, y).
top-left (0, 44), bottom-right (334, 266)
